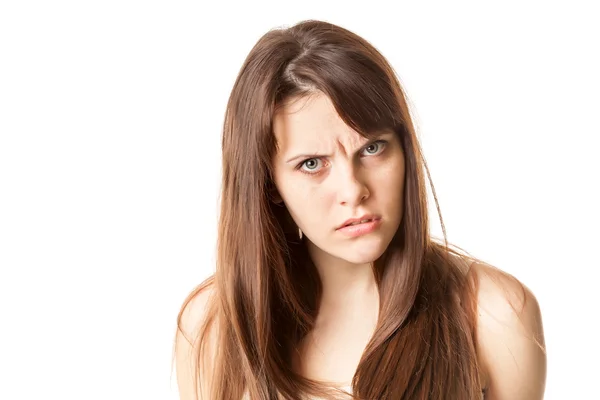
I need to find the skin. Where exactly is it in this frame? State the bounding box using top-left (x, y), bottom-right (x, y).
top-left (175, 91), bottom-right (547, 399)
top-left (271, 92), bottom-right (405, 299)
top-left (271, 91), bottom-right (406, 385)
top-left (268, 91), bottom-right (547, 397)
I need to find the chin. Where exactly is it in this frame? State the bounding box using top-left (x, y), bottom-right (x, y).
top-left (336, 239), bottom-right (388, 265)
top-left (307, 231), bottom-right (394, 266)
top-left (341, 255), bottom-right (381, 265)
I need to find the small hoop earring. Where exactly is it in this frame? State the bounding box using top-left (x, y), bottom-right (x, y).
top-left (298, 227), bottom-right (303, 240)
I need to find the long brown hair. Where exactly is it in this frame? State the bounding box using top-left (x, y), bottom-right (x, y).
top-left (176, 20), bottom-right (524, 399)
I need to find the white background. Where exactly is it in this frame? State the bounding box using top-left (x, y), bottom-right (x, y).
top-left (1, 1), bottom-right (598, 399)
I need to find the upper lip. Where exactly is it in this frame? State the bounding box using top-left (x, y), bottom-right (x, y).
top-left (337, 214), bottom-right (381, 229)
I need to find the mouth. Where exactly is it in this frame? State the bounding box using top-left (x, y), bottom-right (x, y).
top-left (345, 218), bottom-right (377, 227)
top-left (336, 216), bottom-right (382, 237)
top-left (337, 215), bottom-right (381, 229)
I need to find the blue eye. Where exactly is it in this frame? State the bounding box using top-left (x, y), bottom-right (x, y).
top-left (303, 159), bottom-right (320, 170)
top-left (296, 140), bottom-right (388, 176)
top-left (363, 140), bottom-right (386, 155)
top-left (299, 158), bottom-right (323, 174)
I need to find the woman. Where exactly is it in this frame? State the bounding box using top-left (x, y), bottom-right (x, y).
top-left (174, 20), bottom-right (546, 399)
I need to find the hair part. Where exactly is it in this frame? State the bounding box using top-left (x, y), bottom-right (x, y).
top-left (174, 19), bottom-right (538, 399)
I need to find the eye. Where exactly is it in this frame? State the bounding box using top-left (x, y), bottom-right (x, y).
top-left (298, 158), bottom-right (323, 174)
top-left (296, 140), bottom-right (388, 176)
top-left (362, 140), bottom-right (387, 156)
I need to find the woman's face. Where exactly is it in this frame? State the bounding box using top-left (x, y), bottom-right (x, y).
top-left (272, 92), bottom-right (406, 265)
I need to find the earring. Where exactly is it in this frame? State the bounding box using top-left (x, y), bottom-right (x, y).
top-left (298, 227), bottom-right (303, 240)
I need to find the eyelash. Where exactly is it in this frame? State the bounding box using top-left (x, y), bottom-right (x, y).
top-left (296, 140), bottom-right (388, 176)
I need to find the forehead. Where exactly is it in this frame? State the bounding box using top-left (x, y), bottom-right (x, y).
top-left (272, 93), bottom-right (367, 156)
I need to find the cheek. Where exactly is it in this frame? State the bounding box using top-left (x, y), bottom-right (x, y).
top-left (375, 160), bottom-right (404, 188)
top-left (277, 176), bottom-right (335, 224)
top-left (373, 159), bottom-right (405, 206)
top-left (275, 175), bottom-right (310, 216)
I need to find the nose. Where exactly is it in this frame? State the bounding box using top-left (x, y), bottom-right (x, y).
top-left (336, 164), bottom-right (370, 207)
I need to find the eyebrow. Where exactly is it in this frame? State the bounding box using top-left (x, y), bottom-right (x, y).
top-left (284, 131), bottom-right (394, 164)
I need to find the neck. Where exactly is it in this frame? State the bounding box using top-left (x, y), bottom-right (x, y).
top-left (306, 240), bottom-right (379, 315)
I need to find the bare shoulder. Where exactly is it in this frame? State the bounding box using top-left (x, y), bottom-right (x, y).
top-left (175, 278), bottom-right (218, 400)
top-left (177, 279), bottom-right (216, 342)
top-left (471, 262), bottom-right (547, 400)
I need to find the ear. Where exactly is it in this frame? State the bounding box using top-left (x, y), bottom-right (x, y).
top-left (267, 178), bottom-right (284, 204)
top-left (272, 192), bottom-right (284, 204)
top-left (269, 186), bottom-right (284, 204)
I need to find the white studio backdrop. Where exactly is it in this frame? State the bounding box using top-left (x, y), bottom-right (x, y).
top-left (0, 1), bottom-right (597, 399)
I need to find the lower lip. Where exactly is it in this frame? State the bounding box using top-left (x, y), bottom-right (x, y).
top-left (337, 219), bottom-right (382, 238)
